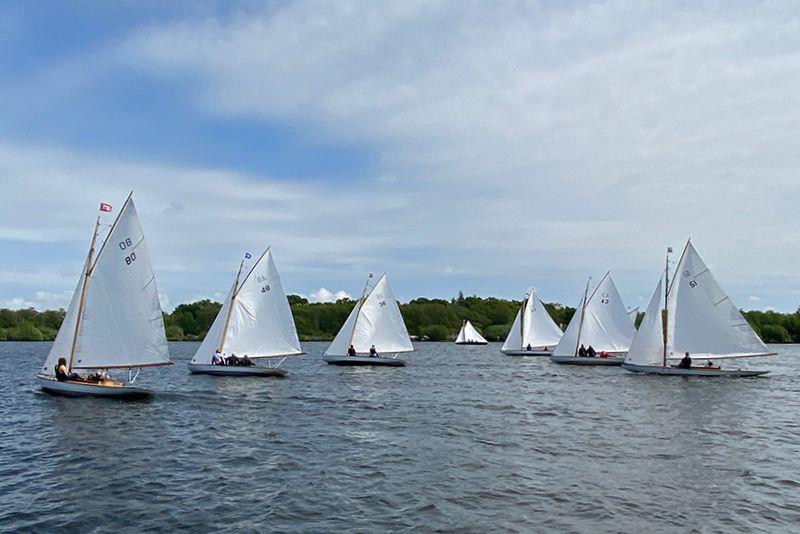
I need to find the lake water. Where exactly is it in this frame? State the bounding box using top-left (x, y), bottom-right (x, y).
top-left (1, 342), bottom-right (799, 533)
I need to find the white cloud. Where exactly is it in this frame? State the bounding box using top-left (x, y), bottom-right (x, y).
top-left (748, 295), bottom-right (761, 302)
top-left (306, 287), bottom-right (352, 303)
top-left (2, 290), bottom-right (72, 310)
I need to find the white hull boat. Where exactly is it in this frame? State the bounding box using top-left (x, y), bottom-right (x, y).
top-left (37, 375), bottom-right (151, 398)
top-left (187, 363), bottom-right (286, 377)
top-left (455, 320), bottom-right (488, 345)
top-left (622, 363), bottom-right (768, 377)
top-left (501, 348), bottom-right (554, 357)
top-left (323, 356), bottom-right (406, 367)
top-left (550, 355), bottom-right (625, 365)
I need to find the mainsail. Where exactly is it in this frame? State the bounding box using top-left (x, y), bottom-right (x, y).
top-left (666, 241), bottom-right (771, 360)
top-left (553, 272), bottom-right (635, 356)
top-left (501, 291), bottom-right (563, 350)
top-left (324, 274), bottom-right (413, 355)
top-left (41, 195), bottom-right (170, 373)
top-left (455, 320), bottom-right (487, 343)
top-left (191, 248), bottom-right (302, 364)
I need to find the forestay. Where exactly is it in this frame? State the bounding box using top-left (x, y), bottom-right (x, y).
top-left (191, 249), bottom-right (302, 364)
top-left (624, 279), bottom-right (665, 367)
top-left (324, 274), bottom-right (413, 355)
top-left (70, 198), bottom-right (170, 370)
top-left (667, 241), bottom-right (771, 360)
top-left (553, 272), bottom-right (635, 357)
top-left (456, 320), bottom-right (487, 343)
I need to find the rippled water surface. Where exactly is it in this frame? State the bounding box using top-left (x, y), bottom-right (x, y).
top-left (1, 342), bottom-right (799, 533)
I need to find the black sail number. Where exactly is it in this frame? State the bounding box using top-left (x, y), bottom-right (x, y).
top-left (125, 252), bottom-right (136, 266)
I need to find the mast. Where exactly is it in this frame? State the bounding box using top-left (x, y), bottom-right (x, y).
top-left (347, 273), bottom-right (374, 350)
top-left (217, 259), bottom-right (245, 352)
top-left (662, 247), bottom-right (671, 367)
top-left (519, 294), bottom-right (527, 349)
top-left (67, 216), bottom-right (101, 371)
top-left (573, 278), bottom-right (591, 356)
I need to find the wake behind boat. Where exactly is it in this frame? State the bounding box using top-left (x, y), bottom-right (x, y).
top-left (37, 194), bottom-right (171, 398)
top-left (622, 241), bottom-right (774, 377)
top-left (323, 273), bottom-right (413, 366)
top-left (188, 247), bottom-right (302, 377)
top-left (550, 272), bottom-right (635, 366)
top-left (501, 290), bottom-right (563, 356)
top-left (454, 320), bottom-right (488, 345)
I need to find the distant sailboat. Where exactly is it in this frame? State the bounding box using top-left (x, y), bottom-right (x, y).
top-left (550, 272), bottom-right (636, 365)
top-left (455, 320), bottom-right (488, 345)
top-left (501, 290), bottom-right (563, 356)
top-left (622, 241), bottom-right (774, 377)
top-left (36, 194), bottom-right (171, 397)
top-left (323, 273), bottom-right (413, 366)
top-left (188, 248), bottom-right (302, 377)
top-left (627, 307), bottom-right (640, 325)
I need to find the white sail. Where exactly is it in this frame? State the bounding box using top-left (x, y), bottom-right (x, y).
top-left (71, 197), bottom-right (170, 369)
top-left (192, 249), bottom-right (302, 363)
top-left (501, 308), bottom-right (523, 351)
top-left (627, 307), bottom-right (640, 325)
top-left (190, 282), bottom-right (234, 365)
top-left (325, 274), bottom-right (413, 355)
top-left (667, 241), bottom-right (770, 360)
top-left (553, 273), bottom-right (636, 356)
top-left (525, 292), bottom-right (564, 348)
top-left (624, 279), bottom-right (665, 367)
top-left (41, 266), bottom-right (86, 375)
top-left (456, 320), bottom-right (487, 344)
top-left (324, 299), bottom-right (362, 356)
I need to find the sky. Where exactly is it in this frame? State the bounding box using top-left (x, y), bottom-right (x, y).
top-left (1, 0), bottom-right (799, 312)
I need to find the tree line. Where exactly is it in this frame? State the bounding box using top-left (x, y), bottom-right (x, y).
top-left (1, 293), bottom-right (799, 344)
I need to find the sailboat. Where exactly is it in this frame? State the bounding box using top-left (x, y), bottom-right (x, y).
top-left (627, 307), bottom-right (640, 325)
top-left (188, 248), bottom-right (302, 377)
top-left (323, 273), bottom-right (413, 366)
top-left (550, 272), bottom-right (636, 365)
top-left (622, 240), bottom-right (774, 377)
top-left (36, 194), bottom-right (171, 397)
top-left (455, 320), bottom-right (488, 345)
top-left (501, 290), bottom-right (563, 356)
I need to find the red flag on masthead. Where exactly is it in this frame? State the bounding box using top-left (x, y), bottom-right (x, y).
top-left (99, 202), bottom-right (112, 212)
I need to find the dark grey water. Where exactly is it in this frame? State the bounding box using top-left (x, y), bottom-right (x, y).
top-left (1, 342), bottom-right (799, 533)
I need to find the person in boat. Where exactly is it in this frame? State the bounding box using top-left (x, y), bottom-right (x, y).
top-left (54, 358), bottom-right (81, 382)
top-left (586, 345), bottom-right (597, 358)
top-left (369, 345), bottom-right (379, 358)
top-left (226, 354), bottom-right (240, 366)
top-left (706, 360), bottom-right (715, 368)
top-left (241, 355), bottom-right (254, 367)
top-left (598, 351), bottom-right (608, 358)
top-left (212, 350), bottom-right (225, 366)
top-left (347, 345), bottom-right (357, 357)
top-left (677, 352), bottom-right (692, 369)
top-left (85, 370), bottom-right (111, 384)
top-left (526, 343), bottom-right (532, 351)
top-left (578, 345), bottom-right (588, 357)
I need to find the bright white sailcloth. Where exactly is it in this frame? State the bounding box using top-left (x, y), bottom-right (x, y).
top-left (325, 274), bottom-right (413, 356)
top-left (502, 291), bottom-right (563, 351)
top-left (41, 195), bottom-right (170, 375)
top-left (624, 279), bottom-right (665, 367)
top-left (191, 248), bottom-right (302, 364)
top-left (553, 272), bottom-right (635, 357)
top-left (455, 320), bottom-right (487, 344)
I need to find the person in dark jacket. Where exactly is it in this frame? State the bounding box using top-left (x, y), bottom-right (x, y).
top-left (578, 344), bottom-right (588, 357)
top-left (55, 358), bottom-right (80, 382)
top-left (677, 352), bottom-right (692, 369)
top-left (369, 345), bottom-right (379, 357)
top-left (586, 345), bottom-right (597, 358)
top-left (347, 345), bottom-right (357, 356)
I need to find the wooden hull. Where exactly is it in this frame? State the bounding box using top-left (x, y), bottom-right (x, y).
top-left (622, 363), bottom-right (769, 377)
top-left (549, 355), bottom-right (624, 366)
top-left (323, 356), bottom-right (406, 367)
top-left (37, 375), bottom-right (151, 398)
top-left (187, 363), bottom-right (286, 377)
